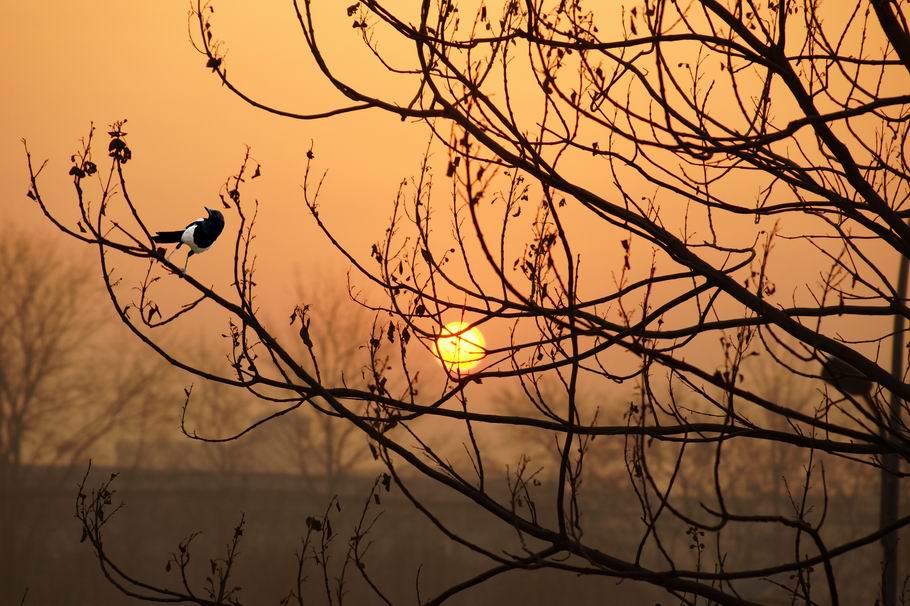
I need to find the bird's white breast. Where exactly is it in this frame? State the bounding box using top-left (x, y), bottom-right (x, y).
top-left (181, 224), bottom-right (206, 253)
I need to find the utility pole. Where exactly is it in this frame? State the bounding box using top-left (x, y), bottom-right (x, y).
top-left (883, 245), bottom-right (908, 606)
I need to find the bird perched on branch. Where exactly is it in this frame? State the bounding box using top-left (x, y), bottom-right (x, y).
top-left (152, 207), bottom-right (224, 274)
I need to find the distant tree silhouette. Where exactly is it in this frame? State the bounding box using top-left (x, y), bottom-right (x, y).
top-left (25, 0), bottom-right (910, 603)
top-left (256, 282), bottom-right (377, 494)
top-left (174, 283), bottom-right (378, 489)
top-left (0, 230), bottom-right (168, 604)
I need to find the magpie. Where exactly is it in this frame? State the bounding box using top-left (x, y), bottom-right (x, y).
top-left (152, 207), bottom-right (225, 274)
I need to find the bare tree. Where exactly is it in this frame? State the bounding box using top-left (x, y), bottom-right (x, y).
top-left (0, 229), bottom-right (168, 604)
top-left (23, 0), bottom-right (910, 603)
top-left (147, 282), bottom-right (383, 485)
top-left (254, 282), bottom-right (378, 494)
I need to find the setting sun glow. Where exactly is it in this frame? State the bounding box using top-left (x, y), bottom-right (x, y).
top-left (434, 322), bottom-right (486, 373)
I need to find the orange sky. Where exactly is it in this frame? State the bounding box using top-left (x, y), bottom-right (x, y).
top-left (2, 1), bottom-right (905, 400)
top-left (1, 2), bottom-right (431, 287)
top-left (0, 1), bottom-right (616, 383)
top-left (0, 3), bottom-right (817, 277)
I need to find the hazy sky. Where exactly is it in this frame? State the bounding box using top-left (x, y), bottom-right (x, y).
top-left (0, 2), bottom-right (812, 289)
top-left (1, 1), bottom-right (902, 385)
top-left (1, 1), bottom-right (553, 424)
top-left (0, 2), bottom-right (620, 380)
top-left (1, 2), bottom-right (433, 289)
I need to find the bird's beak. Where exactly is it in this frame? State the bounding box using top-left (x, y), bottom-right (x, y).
top-left (204, 206), bottom-right (213, 214)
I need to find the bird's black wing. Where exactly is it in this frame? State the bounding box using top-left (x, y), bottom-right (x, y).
top-left (192, 217), bottom-right (224, 249)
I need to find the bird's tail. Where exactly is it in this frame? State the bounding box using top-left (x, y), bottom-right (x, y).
top-left (152, 230), bottom-right (184, 244)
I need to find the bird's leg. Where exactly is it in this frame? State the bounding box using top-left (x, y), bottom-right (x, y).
top-left (166, 242), bottom-right (182, 263)
top-left (181, 250), bottom-right (194, 276)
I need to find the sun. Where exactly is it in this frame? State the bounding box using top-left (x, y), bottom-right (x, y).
top-left (434, 321), bottom-right (486, 372)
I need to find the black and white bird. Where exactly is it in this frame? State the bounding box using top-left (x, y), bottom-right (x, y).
top-left (152, 207), bottom-right (225, 274)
